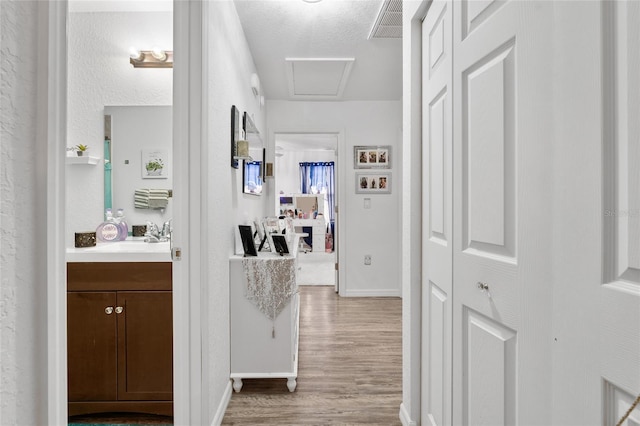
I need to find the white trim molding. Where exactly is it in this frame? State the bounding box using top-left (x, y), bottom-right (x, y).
top-left (210, 381), bottom-right (233, 426)
top-left (399, 402), bottom-right (418, 426)
top-left (43, 1), bottom-right (68, 424)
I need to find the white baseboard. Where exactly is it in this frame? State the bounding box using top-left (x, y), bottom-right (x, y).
top-left (210, 380), bottom-right (233, 426)
top-left (399, 402), bottom-right (417, 426)
top-left (344, 288), bottom-right (401, 297)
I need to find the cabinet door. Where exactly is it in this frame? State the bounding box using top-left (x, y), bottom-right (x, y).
top-left (117, 291), bottom-right (173, 401)
top-left (68, 292), bottom-right (118, 401)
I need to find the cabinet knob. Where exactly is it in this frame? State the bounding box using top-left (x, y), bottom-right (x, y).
top-left (115, 306), bottom-right (124, 314)
top-left (105, 306), bottom-right (114, 315)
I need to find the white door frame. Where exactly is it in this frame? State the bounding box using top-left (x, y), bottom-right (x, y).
top-left (46, 1), bottom-right (200, 424)
top-left (400, 1), bottom-right (431, 424)
top-left (269, 128), bottom-right (346, 296)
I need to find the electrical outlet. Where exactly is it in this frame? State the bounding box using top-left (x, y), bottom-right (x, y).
top-left (364, 255), bottom-right (372, 265)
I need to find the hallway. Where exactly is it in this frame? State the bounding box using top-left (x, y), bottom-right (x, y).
top-left (222, 286), bottom-right (402, 425)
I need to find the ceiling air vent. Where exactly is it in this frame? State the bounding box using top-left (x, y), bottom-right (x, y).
top-left (368, 0), bottom-right (403, 39)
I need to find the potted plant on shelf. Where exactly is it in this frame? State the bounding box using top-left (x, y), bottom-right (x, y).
top-left (75, 144), bottom-right (88, 157)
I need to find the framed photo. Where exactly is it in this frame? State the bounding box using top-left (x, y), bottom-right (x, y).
top-left (231, 105), bottom-right (241, 169)
top-left (355, 172), bottom-right (391, 194)
top-left (354, 145), bottom-right (391, 169)
top-left (141, 148), bottom-right (169, 179)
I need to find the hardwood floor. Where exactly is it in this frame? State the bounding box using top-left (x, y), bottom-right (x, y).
top-left (222, 285), bottom-right (403, 425)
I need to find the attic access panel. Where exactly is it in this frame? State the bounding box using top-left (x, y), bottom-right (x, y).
top-left (285, 58), bottom-right (355, 100)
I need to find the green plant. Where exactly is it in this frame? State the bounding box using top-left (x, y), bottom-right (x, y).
top-left (75, 144), bottom-right (88, 152)
top-left (145, 158), bottom-right (164, 171)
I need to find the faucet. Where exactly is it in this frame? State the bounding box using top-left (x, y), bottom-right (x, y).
top-left (144, 219), bottom-right (171, 243)
top-left (161, 219), bottom-right (172, 239)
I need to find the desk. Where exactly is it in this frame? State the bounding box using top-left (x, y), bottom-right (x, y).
top-left (292, 218), bottom-right (326, 252)
top-left (229, 248), bottom-right (300, 392)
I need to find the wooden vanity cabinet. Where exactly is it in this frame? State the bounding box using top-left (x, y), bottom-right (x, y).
top-left (67, 262), bottom-right (173, 417)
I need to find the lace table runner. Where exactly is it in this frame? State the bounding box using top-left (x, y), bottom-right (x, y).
top-left (242, 256), bottom-right (297, 323)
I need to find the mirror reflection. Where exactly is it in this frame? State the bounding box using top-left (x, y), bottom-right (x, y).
top-left (242, 112), bottom-right (264, 196)
top-left (104, 105), bottom-right (173, 228)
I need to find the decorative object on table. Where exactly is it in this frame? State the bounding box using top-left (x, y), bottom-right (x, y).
top-left (265, 162), bottom-right (274, 178)
top-left (75, 144), bottom-right (88, 157)
top-left (74, 231), bottom-right (96, 248)
top-left (355, 172), bottom-right (391, 194)
top-left (132, 225), bottom-right (147, 237)
top-left (353, 145), bottom-right (391, 169)
top-left (239, 225), bottom-right (258, 257)
top-left (271, 234), bottom-right (289, 255)
top-left (96, 209), bottom-right (126, 242)
top-left (141, 148), bottom-right (169, 179)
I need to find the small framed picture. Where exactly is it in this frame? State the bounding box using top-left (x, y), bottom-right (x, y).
top-left (355, 172), bottom-right (391, 194)
top-left (142, 148), bottom-right (169, 179)
top-left (354, 145), bottom-right (391, 169)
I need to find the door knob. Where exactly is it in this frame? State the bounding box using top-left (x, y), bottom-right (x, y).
top-left (115, 306), bottom-right (124, 314)
top-left (105, 306), bottom-right (114, 315)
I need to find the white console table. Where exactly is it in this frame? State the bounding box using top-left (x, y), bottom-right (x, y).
top-left (229, 248), bottom-right (300, 392)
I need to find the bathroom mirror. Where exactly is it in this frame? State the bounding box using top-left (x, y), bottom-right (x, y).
top-left (104, 105), bottom-right (173, 227)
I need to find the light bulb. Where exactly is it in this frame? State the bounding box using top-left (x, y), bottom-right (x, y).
top-left (129, 46), bottom-right (143, 61)
top-left (151, 47), bottom-right (167, 61)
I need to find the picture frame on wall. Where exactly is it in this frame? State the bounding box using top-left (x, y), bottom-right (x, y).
top-left (141, 148), bottom-right (169, 179)
top-left (355, 172), bottom-right (391, 194)
top-left (231, 105), bottom-right (241, 169)
top-left (354, 145), bottom-right (391, 169)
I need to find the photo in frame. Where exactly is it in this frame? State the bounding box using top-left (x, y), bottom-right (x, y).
top-left (355, 172), bottom-right (391, 194)
top-left (354, 145), bottom-right (391, 169)
top-left (141, 148), bottom-right (169, 179)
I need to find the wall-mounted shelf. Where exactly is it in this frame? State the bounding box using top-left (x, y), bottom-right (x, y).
top-left (67, 156), bottom-right (100, 165)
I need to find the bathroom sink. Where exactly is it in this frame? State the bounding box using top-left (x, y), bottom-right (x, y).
top-left (66, 239), bottom-right (171, 262)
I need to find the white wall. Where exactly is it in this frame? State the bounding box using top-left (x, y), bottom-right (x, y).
top-left (204, 1), bottom-right (268, 422)
top-left (0, 1), bottom-right (47, 424)
top-left (267, 100), bottom-right (402, 297)
top-left (274, 150), bottom-right (336, 199)
top-left (66, 11), bottom-right (173, 247)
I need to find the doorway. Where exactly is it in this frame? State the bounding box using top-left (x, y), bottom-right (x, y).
top-left (64, 1), bottom-right (178, 424)
top-left (273, 132), bottom-right (340, 291)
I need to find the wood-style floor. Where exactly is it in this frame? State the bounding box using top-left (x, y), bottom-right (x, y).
top-left (222, 285), bottom-right (403, 425)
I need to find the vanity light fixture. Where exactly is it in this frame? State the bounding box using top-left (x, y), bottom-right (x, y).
top-left (129, 46), bottom-right (173, 68)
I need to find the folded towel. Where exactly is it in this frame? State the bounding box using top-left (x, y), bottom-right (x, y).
top-left (134, 188), bottom-right (169, 210)
top-left (149, 198), bottom-right (168, 209)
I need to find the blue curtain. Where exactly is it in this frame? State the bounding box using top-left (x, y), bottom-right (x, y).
top-left (299, 162), bottom-right (335, 221)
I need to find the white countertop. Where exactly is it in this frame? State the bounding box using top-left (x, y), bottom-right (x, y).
top-left (66, 239), bottom-right (171, 262)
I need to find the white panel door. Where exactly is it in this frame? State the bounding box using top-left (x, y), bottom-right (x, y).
top-left (421, 1), bottom-right (453, 425)
top-left (601, 1), bottom-right (640, 424)
top-left (452, 1), bottom-right (555, 424)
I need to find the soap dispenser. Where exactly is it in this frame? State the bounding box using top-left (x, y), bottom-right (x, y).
top-left (115, 208), bottom-right (129, 241)
top-left (96, 209), bottom-right (124, 242)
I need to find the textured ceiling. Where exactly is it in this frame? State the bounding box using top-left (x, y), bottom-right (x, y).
top-left (234, 0), bottom-right (402, 101)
